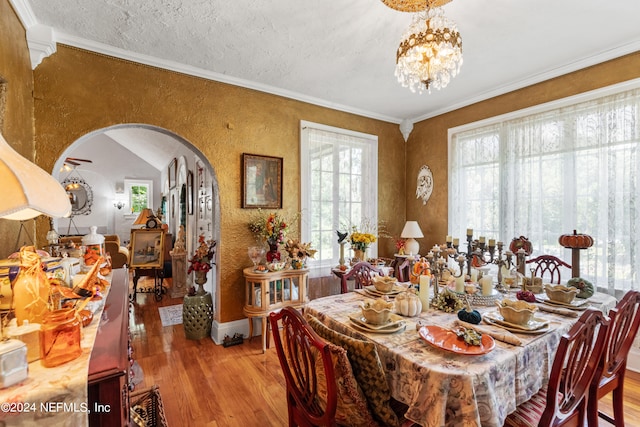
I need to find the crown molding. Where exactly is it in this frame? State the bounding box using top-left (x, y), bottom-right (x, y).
top-left (410, 40), bottom-right (640, 123)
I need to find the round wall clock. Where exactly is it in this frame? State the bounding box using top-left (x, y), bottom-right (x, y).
top-left (416, 165), bottom-right (433, 205)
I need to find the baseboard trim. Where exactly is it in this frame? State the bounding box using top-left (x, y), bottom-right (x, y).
top-left (210, 317), bottom-right (266, 345)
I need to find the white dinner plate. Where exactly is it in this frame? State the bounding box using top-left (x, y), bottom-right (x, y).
top-left (536, 295), bottom-right (590, 310)
top-left (348, 312), bottom-right (405, 332)
top-left (483, 311), bottom-right (551, 335)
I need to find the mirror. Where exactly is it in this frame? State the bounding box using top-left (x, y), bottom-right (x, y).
top-left (62, 177), bottom-right (93, 215)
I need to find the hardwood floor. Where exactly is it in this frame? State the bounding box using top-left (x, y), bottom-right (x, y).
top-left (130, 277), bottom-right (640, 426)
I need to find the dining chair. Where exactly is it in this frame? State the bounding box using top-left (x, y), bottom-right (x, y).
top-left (269, 307), bottom-right (338, 427)
top-left (395, 258), bottom-right (412, 283)
top-left (587, 290), bottom-right (640, 427)
top-left (525, 255), bottom-right (571, 284)
top-left (504, 308), bottom-right (610, 427)
top-left (339, 261), bottom-right (383, 293)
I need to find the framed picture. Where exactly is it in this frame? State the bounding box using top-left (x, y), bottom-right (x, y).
top-left (242, 153), bottom-right (283, 209)
top-left (130, 229), bottom-right (165, 268)
top-left (168, 158), bottom-right (177, 189)
top-left (187, 170), bottom-right (194, 215)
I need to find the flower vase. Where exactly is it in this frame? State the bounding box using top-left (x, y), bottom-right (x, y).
top-left (194, 270), bottom-right (207, 295)
top-left (354, 249), bottom-right (366, 262)
top-left (266, 242), bottom-right (281, 263)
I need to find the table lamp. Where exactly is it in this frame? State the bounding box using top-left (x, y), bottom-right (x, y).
top-left (401, 221), bottom-right (424, 256)
top-left (133, 208), bottom-right (160, 229)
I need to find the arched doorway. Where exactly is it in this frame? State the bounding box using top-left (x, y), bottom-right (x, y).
top-left (52, 124), bottom-right (222, 325)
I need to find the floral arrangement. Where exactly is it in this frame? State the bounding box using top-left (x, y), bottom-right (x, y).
top-left (395, 237), bottom-right (406, 255)
top-left (284, 239), bottom-right (317, 260)
top-left (248, 210), bottom-right (293, 245)
top-left (349, 228), bottom-right (377, 252)
top-left (188, 234), bottom-right (217, 274)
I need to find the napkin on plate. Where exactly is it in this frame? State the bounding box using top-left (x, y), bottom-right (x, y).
top-left (453, 319), bottom-right (523, 346)
top-left (536, 304), bottom-right (579, 317)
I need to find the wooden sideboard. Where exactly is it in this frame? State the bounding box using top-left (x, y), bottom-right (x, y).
top-left (243, 267), bottom-right (309, 352)
top-left (88, 267), bottom-right (131, 427)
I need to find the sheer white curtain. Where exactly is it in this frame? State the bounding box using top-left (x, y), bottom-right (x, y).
top-left (450, 87), bottom-right (640, 296)
top-left (300, 121), bottom-right (378, 278)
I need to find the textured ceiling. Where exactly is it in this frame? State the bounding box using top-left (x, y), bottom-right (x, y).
top-left (20, 0), bottom-right (640, 124)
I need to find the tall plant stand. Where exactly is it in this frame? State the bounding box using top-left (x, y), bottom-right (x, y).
top-left (183, 291), bottom-right (213, 340)
top-left (183, 274), bottom-right (213, 340)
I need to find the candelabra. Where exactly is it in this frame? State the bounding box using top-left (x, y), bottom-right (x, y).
top-left (423, 245), bottom-right (454, 297)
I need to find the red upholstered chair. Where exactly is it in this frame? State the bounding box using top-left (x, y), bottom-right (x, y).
top-left (504, 308), bottom-right (610, 427)
top-left (269, 307), bottom-right (338, 427)
top-left (588, 290), bottom-right (640, 427)
top-left (339, 261), bottom-right (383, 294)
top-left (525, 255), bottom-right (571, 284)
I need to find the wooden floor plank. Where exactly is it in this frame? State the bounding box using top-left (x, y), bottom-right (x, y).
top-left (129, 276), bottom-right (640, 426)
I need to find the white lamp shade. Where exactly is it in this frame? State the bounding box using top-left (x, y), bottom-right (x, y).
top-left (401, 221), bottom-right (424, 239)
top-left (0, 132), bottom-right (72, 220)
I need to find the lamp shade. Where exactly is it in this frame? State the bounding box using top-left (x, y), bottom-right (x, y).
top-left (401, 221), bottom-right (424, 256)
top-left (0, 133), bottom-right (71, 220)
top-left (401, 221), bottom-right (424, 239)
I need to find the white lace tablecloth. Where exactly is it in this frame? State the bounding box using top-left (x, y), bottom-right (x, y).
top-left (0, 274), bottom-right (112, 427)
top-left (305, 290), bottom-right (616, 427)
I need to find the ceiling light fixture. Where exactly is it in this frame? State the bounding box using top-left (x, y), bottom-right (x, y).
top-left (391, 0), bottom-right (462, 94)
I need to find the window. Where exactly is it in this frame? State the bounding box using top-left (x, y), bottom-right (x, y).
top-left (125, 179), bottom-right (153, 214)
top-left (449, 80), bottom-right (640, 295)
top-left (300, 121), bottom-right (378, 278)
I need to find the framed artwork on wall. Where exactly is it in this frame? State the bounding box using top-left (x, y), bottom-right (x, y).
top-left (130, 229), bottom-right (165, 268)
top-left (242, 153), bottom-right (282, 209)
top-left (187, 170), bottom-right (194, 215)
top-left (168, 158), bottom-right (177, 189)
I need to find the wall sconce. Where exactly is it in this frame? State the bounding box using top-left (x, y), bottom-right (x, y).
top-left (113, 200), bottom-right (126, 210)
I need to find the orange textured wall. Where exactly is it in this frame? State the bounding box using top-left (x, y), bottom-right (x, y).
top-left (0, 0), bottom-right (36, 255)
top-left (32, 45), bottom-right (406, 323)
top-left (407, 51), bottom-right (640, 251)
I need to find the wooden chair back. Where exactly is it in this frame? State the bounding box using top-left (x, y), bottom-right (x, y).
top-left (588, 290), bottom-right (640, 427)
top-left (269, 307), bottom-right (338, 427)
top-left (340, 261), bottom-right (383, 293)
top-left (525, 255), bottom-right (571, 284)
top-left (540, 308), bottom-right (610, 427)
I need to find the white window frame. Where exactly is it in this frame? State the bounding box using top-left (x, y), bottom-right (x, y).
top-left (300, 121), bottom-right (378, 278)
top-left (125, 179), bottom-right (153, 215)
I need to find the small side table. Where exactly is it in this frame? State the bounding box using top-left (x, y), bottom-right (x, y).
top-left (183, 291), bottom-right (213, 340)
top-left (243, 267), bottom-right (309, 352)
top-left (131, 267), bottom-right (165, 302)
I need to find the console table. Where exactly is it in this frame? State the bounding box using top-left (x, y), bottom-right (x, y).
top-left (242, 267), bottom-right (309, 352)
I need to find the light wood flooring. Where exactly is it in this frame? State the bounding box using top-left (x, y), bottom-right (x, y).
top-left (130, 277), bottom-right (640, 426)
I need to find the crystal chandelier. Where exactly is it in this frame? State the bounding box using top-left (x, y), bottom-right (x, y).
top-left (393, 3), bottom-right (463, 94)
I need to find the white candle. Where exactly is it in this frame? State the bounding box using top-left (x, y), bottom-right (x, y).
top-left (479, 236), bottom-right (486, 244)
top-left (453, 238), bottom-right (460, 246)
top-left (488, 239), bottom-right (496, 247)
top-left (467, 228), bottom-right (473, 236)
top-left (470, 269), bottom-right (478, 283)
top-left (446, 235), bottom-right (452, 243)
top-left (455, 275), bottom-right (465, 293)
top-left (419, 275), bottom-right (430, 312)
top-left (481, 275), bottom-right (493, 295)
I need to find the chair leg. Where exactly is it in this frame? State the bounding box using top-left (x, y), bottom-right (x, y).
top-left (611, 384), bottom-right (625, 427)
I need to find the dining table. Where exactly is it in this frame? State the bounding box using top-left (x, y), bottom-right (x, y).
top-left (304, 286), bottom-right (617, 427)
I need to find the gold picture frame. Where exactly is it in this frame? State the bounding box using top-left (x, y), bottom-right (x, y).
top-left (130, 229), bottom-right (165, 268)
top-left (242, 153), bottom-right (282, 209)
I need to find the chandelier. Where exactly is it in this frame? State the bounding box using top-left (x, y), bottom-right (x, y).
top-left (392, 2), bottom-right (463, 94)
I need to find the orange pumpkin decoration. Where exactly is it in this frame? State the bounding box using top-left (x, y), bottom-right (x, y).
top-left (509, 236), bottom-right (533, 256)
top-left (558, 230), bottom-right (594, 249)
top-left (410, 258), bottom-right (430, 284)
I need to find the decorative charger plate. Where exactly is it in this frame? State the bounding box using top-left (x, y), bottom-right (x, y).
top-left (483, 311), bottom-right (550, 335)
top-left (419, 325), bottom-right (495, 355)
top-left (451, 288), bottom-right (503, 306)
top-left (536, 295), bottom-right (590, 310)
top-left (348, 314), bottom-right (406, 334)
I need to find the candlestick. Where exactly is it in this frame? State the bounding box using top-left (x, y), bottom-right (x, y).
top-left (419, 275), bottom-right (430, 312)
